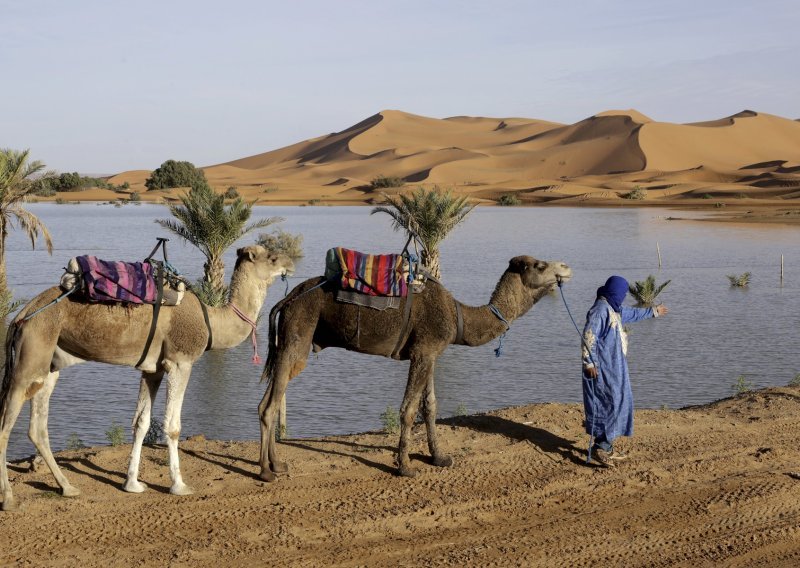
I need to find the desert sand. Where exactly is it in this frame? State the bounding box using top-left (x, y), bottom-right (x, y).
top-left (3, 386), bottom-right (800, 567)
top-left (62, 108), bottom-right (800, 225)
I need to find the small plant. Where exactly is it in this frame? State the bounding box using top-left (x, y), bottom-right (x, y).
top-left (380, 406), bottom-right (400, 435)
top-left (143, 418), bottom-right (164, 445)
top-left (128, 192), bottom-right (141, 202)
top-left (55, 198), bottom-right (65, 205)
top-left (370, 175), bottom-right (405, 190)
top-left (225, 186), bottom-right (239, 199)
top-left (66, 433), bottom-right (86, 450)
top-left (714, 202), bottom-right (726, 208)
top-left (789, 373), bottom-right (800, 387)
top-left (624, 185), bottom-right (648, 200)
top-left (307, 199), bottom-right (322, 206)
top-left (257, 228), bottom-right (305, 260)
top-left (629, 275), bottom-right (671, 306)
top-left (262, 185), bottom-right (279, 194)
top-left (0, 288), bottom-right (25, 320)
top-left (497, 193), bottom-right (521, 206)
top-left (732, 375), bottom-right (754, 395)
top-left (105, 422), bottom-right (126, 446)
top-left (455, 403), bottom-right (468, 417)
top-left (660, 404), bottom-right (669, 411)
top-left (700, 193), bottom-right (712, 199)
top-left (192, 278), bottom-right (229, 307)
top-left (727, 272), bottom-right (751, 287)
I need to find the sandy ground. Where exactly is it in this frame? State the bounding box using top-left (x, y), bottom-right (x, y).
top-left (3, 386), bottom-right (800, 567)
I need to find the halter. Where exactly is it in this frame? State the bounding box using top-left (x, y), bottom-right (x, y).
top-left (229, 303), bottom-right (261, 364)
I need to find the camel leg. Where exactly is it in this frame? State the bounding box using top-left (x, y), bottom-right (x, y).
top-left (397, 355), bottom-right (434, 478)
top-left (421, 369), bottom-right (453, 468)
top-left (123, 371), bottom-right (163, 493)
top-left (28, 371), bottom-right (80, 497)
top-left (0, 385), bottom-right (28, 511)
top-left (258, 354), bottom-right (306, 482)
top-left (162, 361), bottom-right (193, 496)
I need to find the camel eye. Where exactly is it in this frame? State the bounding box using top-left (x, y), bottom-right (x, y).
top-left (534, 261), bottom-right (546, 271)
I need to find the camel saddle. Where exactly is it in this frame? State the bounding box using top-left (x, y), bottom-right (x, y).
top-left (60, 255), bottom-right (185, 306)
top-left (325, 247), bottom-right (409, 297)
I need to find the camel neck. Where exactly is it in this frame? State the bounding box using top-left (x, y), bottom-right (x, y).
top-left (205, 270), bottom-right (273, 351)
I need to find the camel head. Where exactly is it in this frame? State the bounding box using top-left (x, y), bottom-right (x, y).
top-left (507, 255), bottom-right (572, 291)
top-left (234, 245), bottom-right (296, 284)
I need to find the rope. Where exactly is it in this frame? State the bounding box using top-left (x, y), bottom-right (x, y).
top-left (19, 287), bottom-right (77, 324)
top-left (281, 273), bottom-right (289, 296)
top-left (488, 303), bottom-right (510, 357)
top-left (556, 279), bottom-right (599, 464)
top-left (229, 303), bottom-right (261, 364)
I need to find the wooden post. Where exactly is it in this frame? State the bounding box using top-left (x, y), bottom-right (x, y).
top-left (657, 242), bottom-right (662, 269)
top-left (278, 393), bottom-right (287, 440)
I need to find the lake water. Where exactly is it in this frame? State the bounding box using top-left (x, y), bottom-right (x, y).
top-left (4, 203), bottom-right (799, 459)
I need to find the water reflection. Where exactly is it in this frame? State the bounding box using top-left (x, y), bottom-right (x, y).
top-left (4, 204), bottom-right (799, 459)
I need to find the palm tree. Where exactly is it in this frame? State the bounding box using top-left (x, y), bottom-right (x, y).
top-left (0, 149), bottom-right (54, 317)
top-left (371, 186), bottom-right (475, 279)
top-left (628, 274), bottom-right (671, 307)
top-left (156, 181), bottom-right (282, 304)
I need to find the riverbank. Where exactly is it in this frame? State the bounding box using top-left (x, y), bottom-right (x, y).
top-left (3, 386), bottom-right (799, 566)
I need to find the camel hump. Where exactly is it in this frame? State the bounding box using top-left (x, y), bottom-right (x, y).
top-left (325, 247), bottom-right (409, 297)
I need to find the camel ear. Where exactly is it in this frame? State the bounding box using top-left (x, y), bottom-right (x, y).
top-left (508, 256), bottom-right (532, 274)
top-left (237, 247), bottom-right (256, 262)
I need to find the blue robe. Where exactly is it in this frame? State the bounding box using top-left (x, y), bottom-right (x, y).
top-left (582, 297), bottom-right (654, 442)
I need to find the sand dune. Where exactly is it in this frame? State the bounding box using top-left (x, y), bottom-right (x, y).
top-left (100, 109), bottom-right (800, 212)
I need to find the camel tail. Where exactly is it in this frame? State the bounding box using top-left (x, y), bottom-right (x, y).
top-left (0, 320), bottom-right (23, 419)
top-left (260, 276), bottom-right (327, 385)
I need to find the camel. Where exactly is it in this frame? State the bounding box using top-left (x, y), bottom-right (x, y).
top-left (0, 245), bottom-right (294, 511)
top-left (258, 255), bottom-right (571, 481)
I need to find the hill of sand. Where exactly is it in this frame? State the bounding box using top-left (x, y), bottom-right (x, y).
top-left (3, 386), bottom-right (800, 566)
top-left (99, 109), bottom-right (800, 221)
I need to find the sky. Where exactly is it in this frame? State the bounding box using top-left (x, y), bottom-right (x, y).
top-left (2, 0), bottom-right (799, 173)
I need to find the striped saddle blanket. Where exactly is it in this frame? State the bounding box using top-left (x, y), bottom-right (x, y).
top-left (67, 255), bottom-right (159, 304)
top-left (325, 247), bottom-right (408, 297)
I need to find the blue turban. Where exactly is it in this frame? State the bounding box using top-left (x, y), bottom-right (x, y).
top-left (597, 275), bottom-right (629, 312)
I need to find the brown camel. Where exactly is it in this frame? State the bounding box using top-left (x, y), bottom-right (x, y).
top-left (0, 245), bottom-right (294, 511)
top-left (258, 255), bottom-right (571, 481)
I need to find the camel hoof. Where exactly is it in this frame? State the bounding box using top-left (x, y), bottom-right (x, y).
top-left (433, 455), bottom-right (454, 468)
top-left (123, 480), bottom-right (148, 494)
top-left (258, 469), bottom-right (277, 483)
top-left (169, 483), bottom-right (194, 496)
top-left (271, 461), bottom-right (289, 474)
top-left (1, 496), bottom-right (18, 511)
top-left (398, 466), bottom-right (418, 478)
top-left (61, 485), bottom-right (81, 498)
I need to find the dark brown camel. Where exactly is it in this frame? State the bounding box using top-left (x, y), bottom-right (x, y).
top-left (257, 255), bottom-right (572, 481)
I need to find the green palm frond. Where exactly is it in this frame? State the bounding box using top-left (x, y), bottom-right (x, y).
top-left (629, 275), bottom-right (671, 306)
top-left (10, 204), bottom-right (54, 253)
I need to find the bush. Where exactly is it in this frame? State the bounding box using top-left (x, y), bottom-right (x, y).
top-left (455, 403), bottom-right (468, 417)
top-left (257, 228), bottom-right (304, 260)
top-left (224, 186), bottom-right (239, 199)
top-left (66, 433), bottom-right (86, 451)
top-left (623, 185), bottom-right (648, 200)
top-left (629, 275), bottom-right (671, 306)
top-left (370, 175), bottom-right (405, 189)
top-left (497, 193), bottom-right (521, 206)
top-left (732, 375), bottom-right (754, 395)
top-left (145, 160), bottom-right (207, 191)
top-left (128, 192), bottom-right (141, 202)
top-left (789, 373), bottom-right (800, 387)
top-left (727, 272), bottom-right (751, 287)
top-left (380, 406), bottom-right (400, 435)
top-left (105, 422), bottom-right (126, 446)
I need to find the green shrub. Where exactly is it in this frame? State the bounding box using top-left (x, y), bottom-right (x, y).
top-left (623, 185), bottom-right (648, 200)
top-left (455, 403), bottom-right (468, 417)
top-left (128, 192), bottom-right (141, 202)
top-left (257, 228), bottom-right (304, 260)
top-left (732, 375), bottom-right (754, 395)
top-left (380, 406), bottom-right (400, 435)
top-left (629, 275), bottom-right (671, 306)
top-left (370, 175), bottom-right (405, 189)
top-left (66, 433), bottom-right (86, 450)
top-left (789, 373), bottom-right (800, 387)
top-left (145, 160), bottom-right (207, 191)
top-left (497, 193), bottom-right (521, 206)
top-left (224, 186), bottom-right (239, 199)
top-left (262, 185), bottom-right (279, 193)
top-left (192, 278), bottom-right (229, 307)
top-left (727, 272), bottom-right (751, 287)
top-left (105, 422), bottom-right (126, 446)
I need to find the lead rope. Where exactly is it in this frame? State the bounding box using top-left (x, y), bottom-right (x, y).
top-left (556, 278), bottom-right (599, 465)
top-left (229, 303), bottom-right (261, 364)
top-left (488, 303), bottom-right (510, 357)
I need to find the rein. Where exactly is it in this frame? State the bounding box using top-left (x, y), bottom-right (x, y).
top-left (556, 278), bottom-right (598, 464)
top-left (488, 303), bottom-right (510, 357)
top-left (229, 303), bottom-right (261, 364)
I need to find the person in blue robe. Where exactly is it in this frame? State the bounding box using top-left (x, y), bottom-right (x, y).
top-left (582, 275), bottom-right (668, 466)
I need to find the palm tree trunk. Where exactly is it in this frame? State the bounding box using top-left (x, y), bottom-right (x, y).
top-left (0, 216), bottom-right (8, 298)
top-left (204, 254), bottom-right (226, 296)
top-left (421, 249), bottom-right (441, 280)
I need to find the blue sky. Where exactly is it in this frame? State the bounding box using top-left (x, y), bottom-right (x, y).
top-left (2, 0), bottom-right (798, 173)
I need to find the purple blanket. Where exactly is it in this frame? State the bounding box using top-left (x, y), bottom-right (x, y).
top-left (75, 255), bottom-right (158, 304)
